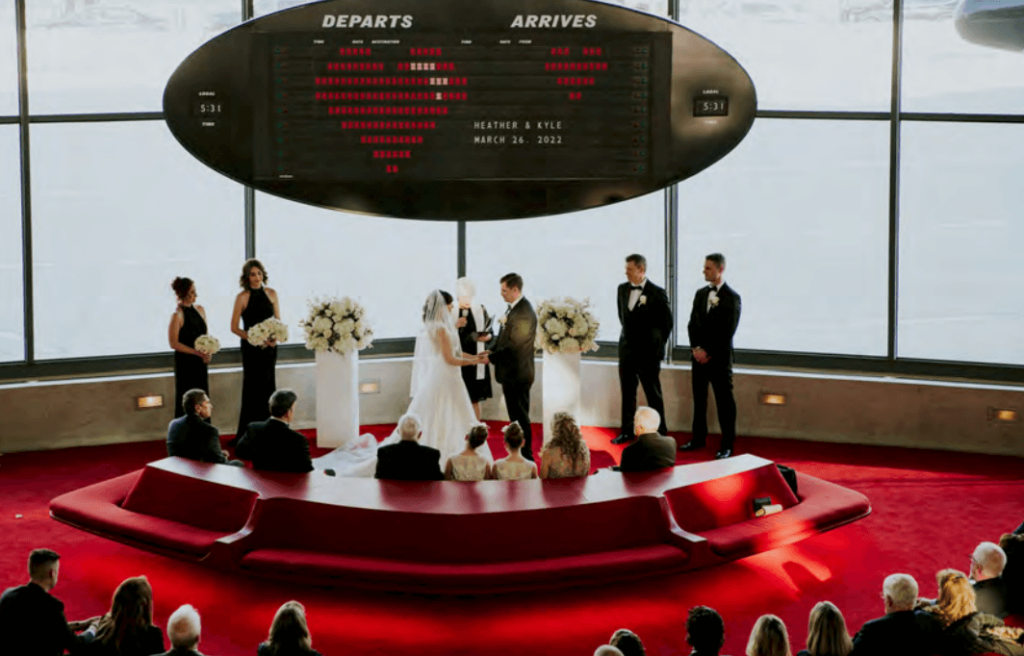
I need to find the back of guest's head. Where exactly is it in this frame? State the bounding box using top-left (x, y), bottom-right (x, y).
top-left (806, 601), bottom-right (852, 656)
top-left (882, 573), bottom-right (919, 611)
top-left (1000, 531), bottom-right (1024, 555)
top-left (500, 272), bottom-right (523, 291)
top-left (95, 576), bottom-right (154, 648)
top-left (167, 604), bottom-right (201, 649)
top-left (929, 568), bottom-right (976, 625)
top-left (633, 406), bottom-right (661, 434)
top-left (594, 646), bottom-right (625, 656)
top-left (503, 422), bottom-right (524, 450)
top-left (267, 600), bottom-right (312, 654)
top-left (398, 413), bottom-right (422, 440)
top-left (609, 628), bottom-right (645, 656)
top-left (973, 541), bottom-right (1007, 578)
top-left (269, 389), bottom-right (297, 418)
top-left (467, 424), bottom-right (488, 449)
top-left (687, 606), bottom-right (725, 654)
top-left (28, 548), bottom-right (60, 580)
top-left (746, 614), bottom-right (791, 656)
top-left (546, 412), bottom-right (587, 465)
top-left (182, 388), bottom-right (208, 416)
top-left (171, 276), bottom-right (194, 301)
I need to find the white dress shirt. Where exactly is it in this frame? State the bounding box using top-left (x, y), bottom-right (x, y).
top-left (627, 278), bottom-right (647, 311)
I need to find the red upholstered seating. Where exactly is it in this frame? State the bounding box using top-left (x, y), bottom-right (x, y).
top-left (121, 465), bottom-right (257, 534)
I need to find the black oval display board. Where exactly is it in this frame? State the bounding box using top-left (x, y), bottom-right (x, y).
top-left (163, 0), bottom-right (757, 220)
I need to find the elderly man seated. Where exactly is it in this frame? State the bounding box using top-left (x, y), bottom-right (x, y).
top-left (971, 540), bottom-right (1010, 618)
top-left (166, 389), bottom-right (242, 466)
top-left (156, 604), bottom-right (205, 656)
top-left (849, 573), bottom-right (944, 656)
top-left (375, 413), bottom-right (444, 481)
top-left (619, 406), bottom-right (677, 472)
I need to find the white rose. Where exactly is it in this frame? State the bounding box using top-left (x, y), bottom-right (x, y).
top-left (560, 337), bottom-right (580, 352)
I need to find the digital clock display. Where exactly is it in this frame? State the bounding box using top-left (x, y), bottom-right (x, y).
top-left (693, 96), bottom-right (728, 117)
top-left (192, 100), bottom-right (226, 117)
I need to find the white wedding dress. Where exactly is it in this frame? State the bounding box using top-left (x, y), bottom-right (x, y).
top-left (314, 291), bottom-right (493, 476)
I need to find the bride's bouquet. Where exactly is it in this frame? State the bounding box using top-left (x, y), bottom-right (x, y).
top-left (301, 296), bottom-right (373, 355)
top-left (535, 297), bottom-right (600, 354)
top-left (194, 334), bottom-right (221, 355)
top-left (247, 318), bottom-right (289, 347)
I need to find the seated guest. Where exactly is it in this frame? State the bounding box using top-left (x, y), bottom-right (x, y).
top-left (156, 605), bottom-right (205, 656)
top-left (609, 628), bottom-right (646, 656)
top-left (78, 576), bottom-right (164, 656)
top-left (539, 412), bottom-right (590, 479)
top-left (491, 422), bottom-right (538, 480)
top-left (167, 389), bottom-right (241, 466)
top-left (1000, 531), bottom-right (1024, 614)
top-left (235, 390), bottom-right (313, 473)
top-left (850, 573), bottom-right (944, 656)
top-left (444, 424), bottom-right (492, 481)
top-left (922, 569), bottom-right (1024, 656)
top-left (258, 600), bottom-right (321, 656)
top-left (746, 614), bottom-right (791, 656)
top-left (375, 413), bottom-right (443, 481)
top-left (972, 541), bottom-right (1010, 618)
top-left (619, 406), bottom-right (676, 472)
top-left (686, 606), bottom-right (728, 656)
top-left (594, 647), bottom-right (625, 656)
top-left (797, 601), bottom-right (852, 656)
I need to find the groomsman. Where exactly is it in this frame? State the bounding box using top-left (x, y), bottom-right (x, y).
top-left (487, 273), bottom-right (539, 461)
top-left (613, 254), bottom-right (674, 444)
top-left (679, 253), bottom-right (741, 459)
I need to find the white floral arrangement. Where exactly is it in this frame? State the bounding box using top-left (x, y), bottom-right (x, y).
top-left (247, 318), bottom-right (289, 347)
top-left (300, 296), bottom-right (373, 355)
top-left (194, 335), bottom-right (221, 355)
top-left (535, 297), bottom-right (600, 354)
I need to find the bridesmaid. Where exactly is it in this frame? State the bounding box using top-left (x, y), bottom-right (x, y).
top-left (454, 276), bottom-right (493, 420)
top-left (168, 277), bottom-right (210, 418)
top-left (230, 258), bottom-right (281, 444)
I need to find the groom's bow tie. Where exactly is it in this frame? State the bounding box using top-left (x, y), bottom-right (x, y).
top-left (708, 286), bottom-right (718, 293)
top-left (630, 284), bottom-right (643, 291)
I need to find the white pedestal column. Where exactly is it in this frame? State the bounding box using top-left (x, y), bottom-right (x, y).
top-left (315, 350), bottom-right (359, 448)
top-left (542, 349), bottom-right (582, 446)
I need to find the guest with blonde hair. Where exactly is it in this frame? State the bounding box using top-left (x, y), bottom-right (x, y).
top-left (746, 614), bottom-right (791, 656)
top-left (923, 569), bottom-right (1024, 655)
top-left (491, 422), bottom-right (538, 480)
top-left (539, 412), bottom-right (590, 478)
top-left (797, 601), bottom-right (852, 656)
top-left (258, 600), bottom-right (321, 656)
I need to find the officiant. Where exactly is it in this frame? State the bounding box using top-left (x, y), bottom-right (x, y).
top-left (455, 276), bottom-right (493, 421)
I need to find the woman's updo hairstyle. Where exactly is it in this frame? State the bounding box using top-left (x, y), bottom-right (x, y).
top-left (503, 422), bottom-right (525, 449)
top-left (467, 424), bottom-right (488, 449)
top-left (171, 277), bottom-right (193, 302)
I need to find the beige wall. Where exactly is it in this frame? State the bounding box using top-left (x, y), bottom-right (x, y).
top-left (1, 358), bottom-right (1022, 456)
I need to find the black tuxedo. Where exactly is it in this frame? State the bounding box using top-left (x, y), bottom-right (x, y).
top-left (687, 282), bottom-right (741, 451)
top-left (0, 582), bottom-right (83, 656)
top-left (849, 609), bottom-right (945, 656)
top-left (375, 440), bottom-right (444, 481)
top-left (489, 296), bottom-right (538, 461)
top-left (618, 279), bottom-right (673, 436)
top-left (166, 414), bottom-right (229, 464)
top-left (234, 418), bottom-right (313, 473)
top-left (620, 432), bottom-right (677, 472)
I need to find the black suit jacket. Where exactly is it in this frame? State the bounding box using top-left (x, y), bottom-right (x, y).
top-left (687, 283), bottom-right (741, 365)
top-left (849, 609), bottom-right (945, 656)
top-left (166, 414), bottom-right (228, 464)
top-left (975, 576), bottom-right (1009, 619)
top-left (375, 441), bottom-right (444, 481)
top-left (618, 279), bottom-right (673, 361)
top-left (490, 296), bottom-right (538, 386)
top-left (620, 432), bottom-right (677, 472)
top-left (0, 582), bottom-right (82, 656)
top-left (234, 418), bottom-right (313, 473)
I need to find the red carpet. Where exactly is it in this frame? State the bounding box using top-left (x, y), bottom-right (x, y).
top-left (2, 426), bottom-right (1022, 656)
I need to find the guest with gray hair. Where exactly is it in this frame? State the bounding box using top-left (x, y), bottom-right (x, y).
top-left (234, 389), bottom-right (314, 473)
top-left (849, 574), bottom-right (944, 656)
top-left (971, 541), bottom-right (1010, 618)
top-left (594, 645), bottom-right (625, 656)
top-left (155, 604), bottom-right (204, 656)
top-left (618, 406), bottom-right (677, 472)
top-left (374, 413), bottom-right (443, 481)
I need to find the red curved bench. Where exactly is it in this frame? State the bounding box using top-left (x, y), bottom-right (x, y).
top-left (50, 454), bottom-right (870, 593)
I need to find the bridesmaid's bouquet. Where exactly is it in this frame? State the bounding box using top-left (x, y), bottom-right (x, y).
top-left (535, 297), bottom-right (600, 354)
top-left (194, 335), bottom-right (221, 355)
top-left (301, 296), bottom-right (373, 355)
top-left (247, 318), bottom-right (289, 347)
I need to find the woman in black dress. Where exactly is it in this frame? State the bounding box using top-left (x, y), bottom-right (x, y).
top-left (168, 277), bottom-right (210, 418)
top-left (77, 576), bottom-right (165, 656)
top-left (455, 276), bottom-right (493, 420)
top-left (230, 258), bottom-right (281, 442)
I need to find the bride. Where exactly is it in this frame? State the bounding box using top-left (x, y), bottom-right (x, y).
top-left (315, 289), bottom-right (494, 476)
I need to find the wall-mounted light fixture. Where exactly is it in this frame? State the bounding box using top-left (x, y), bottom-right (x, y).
top-left (760, 393), bottom-right (787, 406)
top-left (359, 380), bottom-right (381, 394)
top-left (136, 395), bottom-right (164, 410)
top-left (989, 408), bottom-right (1019, 422)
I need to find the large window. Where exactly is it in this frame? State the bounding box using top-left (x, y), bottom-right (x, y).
top-left (25, 1), bottom-right (242, 115)
top-left (0, 126), bottom-right (23, 362)
top-left (466, 193), bottom-right (666, 341)
top-left (897, 122), bottom-right (1024, 366)
top-left (30, 121), bottom-right (244, 359)
top-left (255, 194), bottom-right (459, 341)
top-left (678, 1), bottom-right (892, 111)
top-left (0, 0), bottom-right (16, 116)
top-left (676, 118), bottom-right (890, 356)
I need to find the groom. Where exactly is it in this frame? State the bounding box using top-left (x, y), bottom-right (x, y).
top-left (487, 273), bottom-right (538, 461)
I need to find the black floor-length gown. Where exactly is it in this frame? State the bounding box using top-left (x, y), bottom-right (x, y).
top-left (458, 306), bottom-right (493, 403)
top-left (235, 286), bottom-right (277, 439)
top-left (173, 305), bottom-right (209, 418)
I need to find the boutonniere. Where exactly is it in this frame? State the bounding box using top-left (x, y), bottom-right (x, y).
top-left (709, 296), bottom-right (720, 308)
top-left (498, 315), bottom-right (508, 326)
top-left (638, 295), bottom-right (647, 306)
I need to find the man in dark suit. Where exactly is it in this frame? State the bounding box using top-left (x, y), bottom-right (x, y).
top-left (375, 413), bottom-right (444, 481)
top-left (486, 272), bottom-right (539, 461)
top-left (0, 549), bottom-right (90, 656)
top-left (612, 253), bottom-right (674, 445)
top-left (971, 541), bottom-right (1010, 618)
top-left (234, 389), bottom-right (313, 473)
top-left (166, 389), bottom-right (241, 465)
top-left (619, 407), bottom-right (677, 472)
top-left (849, 574), bottom-right (944, 656)
top-left (685, 605), bottom-right (727, 656)
top-left (679, 253), bottom-right (742, 460)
